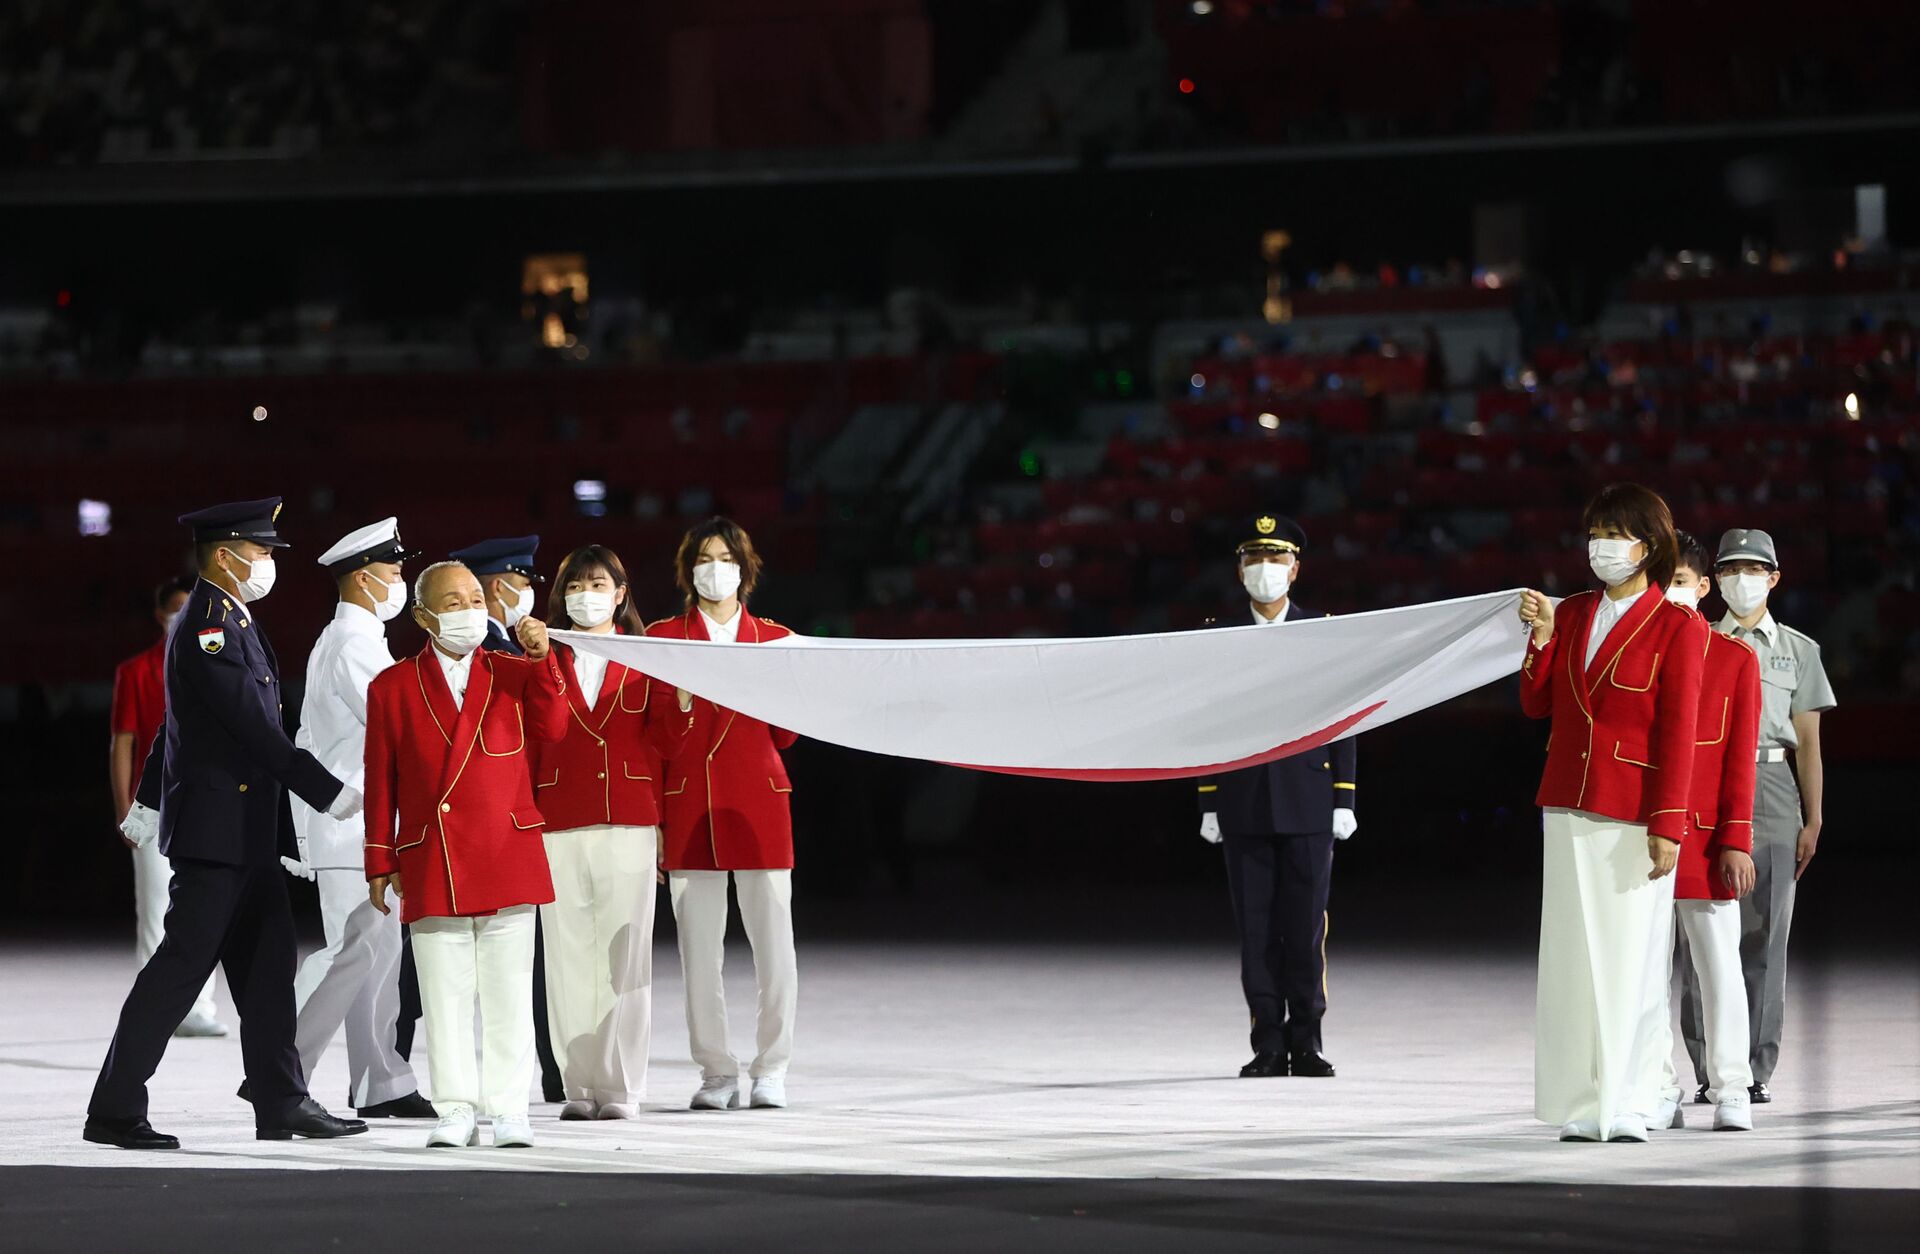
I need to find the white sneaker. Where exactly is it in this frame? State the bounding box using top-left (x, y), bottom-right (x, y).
top-left (558, 1100), bottom-right (596, 1121)
top-left (1606, 1118), bottom-right (1649, 1143)
top-left (690, 1077), bottom-right (740, 1111)
top-left (1713, 1100), bottom-right (1753, 1132)
top-left (594, 1102), bottom-right (638, 1120)
top-left (749, 1077), bottom-right (788, 1109)
top-left (173, 1010), bottom-right (230, 1038)
top-left (427, 1104), bottom-right (478, 1148)
top-left (492, 1114), bottom-right (535, 1148)
top-left (1653, 1094), bottom-right (1681, 1130)
top-left (1558, 1120), bottom-right (1602, 1142)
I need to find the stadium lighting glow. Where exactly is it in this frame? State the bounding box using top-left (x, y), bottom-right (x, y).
top-left (1189, 372), bottom-right (1206, 390)
top-left (1257, 412), bottom-right (1280, 429)
top-left (1177, 78), bottom-right (1195, 95)
top-left (78, 499), bottom-right (111, 537)
top-left (1190, 1), bottom-right (1214, 14)
top-left (1844, 393), bottom-right (1861, 419)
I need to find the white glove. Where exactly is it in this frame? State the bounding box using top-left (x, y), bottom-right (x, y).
top-left (281, 832), bottom-right (316, 880)
top-left (1199, 812), bottom-right (1222, 844)
top-left (326, 784), bottom-right (364, 822)
top-left (120, 802), bottom-right (160, 849)
top-left (1332, 809), bottom-right (1358, 841)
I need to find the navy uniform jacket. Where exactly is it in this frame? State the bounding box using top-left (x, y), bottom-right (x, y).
top-left (135, 577), bottom-right (343, 866)
top-left (1196, 600), bottom-right (1358, 836)
top-left (484, 618), bottom-right (524, 656)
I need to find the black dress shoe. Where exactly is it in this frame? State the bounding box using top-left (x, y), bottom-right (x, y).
top-left (1749, 1083), bottom-right (1772, 1104)
top-left (1239, 1052), bottom-right (1288, 1078)
top-left (1693, 1083), bottom-right (1712, 1105)
top-left (1289, 1051), bottom-right (1336, 1078)
top-left (256, 1097), bottom-right (369, 1141)
top-left (356, 1091), bottom-right (438, 1119)
top-left (84, 1117), bottom-right (179, 1150)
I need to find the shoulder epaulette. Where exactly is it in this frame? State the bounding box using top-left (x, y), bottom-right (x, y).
top-left (1777, 623), bottom-right (1819, 647)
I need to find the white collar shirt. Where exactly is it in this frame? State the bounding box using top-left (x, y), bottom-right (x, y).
top-left (436, 647), bottom-right (475, 710)
top-left (700, 607), bottom-right (742, 644)
top-left (1584, 585), bottom-right (1651, 669)
top-left (1250, 602), bottom-right (1290, 627)
top-left (571, 640), bottom-right (611, 706)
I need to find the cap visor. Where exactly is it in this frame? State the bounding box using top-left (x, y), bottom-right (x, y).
top-left (1716, 550), bottom-right (1773, 566)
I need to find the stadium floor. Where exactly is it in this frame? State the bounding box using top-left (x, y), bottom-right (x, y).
top-left (2, 938), bottom-right (1914, 1250)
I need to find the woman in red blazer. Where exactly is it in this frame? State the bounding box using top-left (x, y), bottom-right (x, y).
top-left (1516, 483), bottom-right (1705, 1144)
top-left (529, 544), bottom-right (677, 1121)
top-left (647, 517), bottom-right (800, 1113)
top-left (1640, 532), bottom-right (1762, 1132)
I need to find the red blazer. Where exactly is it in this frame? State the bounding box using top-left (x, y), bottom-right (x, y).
top-left (529, 640), bottom-right (674, 832)
top-left (363, 646), bottom-right (570, 923)
top-left (645, 609), bottom-right (798, 871)
top-left (1676, 629), bottom-right (1761, 900)
top-left (1519, 588), bottom-right (1706, 842)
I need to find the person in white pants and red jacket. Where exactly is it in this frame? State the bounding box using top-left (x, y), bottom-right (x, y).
top-left (532, 544), bottom-right (681, 1121)
top-left (1634, 532), bottom-right (1761, 1132)
top-left (648, 517), bottom-right (801, 1113)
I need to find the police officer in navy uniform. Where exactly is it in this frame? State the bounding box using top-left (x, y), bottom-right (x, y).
top-left (87, 499), bottom-right (370, 1149)
top-left (447, 533), bottom-right (565, 1102)
top-left (1197, 514), bottom-right (1357, 1079)
top-left (451, 535), bottom-right (545, 656)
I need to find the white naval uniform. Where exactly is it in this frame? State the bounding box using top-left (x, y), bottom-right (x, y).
top-left (289, 600), bottom-right (416, 1108)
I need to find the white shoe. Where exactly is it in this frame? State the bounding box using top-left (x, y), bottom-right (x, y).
top-left (1558, 1120), bottom-right (1602, 1142)
top-left (492, 1114), bottom-right (535, 1148)
top-left (1606, 1118), bottom-right (1649, 1143)
top-left (173, 1010), bottom-right (230, 1038)
top-left (1667, 1104), bottom-right (1686, 1130)
top-left (594, 1102), bottom-right (638, 1120)
top-left (749, 1077), bottom-right (787, 1109)
top-left (1653, 1094), bottom-right (1681, 1130)
top-left (1713, 1100), bottom-right (1753, 1132)
top-left (427, 1105), bottom-right (478, 1148)
top-left (558, 1100), bottom-right (596, 1121)
top-left (690, 1077), bottom-right (740, 1111)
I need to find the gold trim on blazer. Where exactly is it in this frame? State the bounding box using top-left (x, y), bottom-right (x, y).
top-left (769, 777), bottom-right (793, 794)
top-left (480, 703), bottom-right (525, 756)
top-left (1612, 741), bottom-right (1657, 769)
top-left (1696, 697), bottom-right (1730, 747)
top-left (1608, 651), bottom-right (1661, 693)
top-left (415, 655), bottom-right (452, 747)
top-left (622, 763), bottom-right (653, 781)
top-left (664, 779), bottom-right (688, 796)
top-left (509, 809), bottom-right (542, 831)
top-left (535, 769), bottom-right (559, 790)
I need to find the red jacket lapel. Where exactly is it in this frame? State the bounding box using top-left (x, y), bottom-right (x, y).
top-left (413, 648), bottom-right (461, 748)
top-left (1585, 587), bottom-right (1659, 693)
top-left (439, 649), bottom-right (494, 796)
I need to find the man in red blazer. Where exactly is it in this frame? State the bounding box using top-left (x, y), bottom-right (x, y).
top-left (364, 560), bottom-right (569, 1149)
top-left (1639, 534), bottom-right (1762, 1132)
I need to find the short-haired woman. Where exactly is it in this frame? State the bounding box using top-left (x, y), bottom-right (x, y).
top-left (648, 517), bottom-right (801, 1111)
top-left (1516, 483), bottom-right (1706, 1142)
top-left (531, 544), bottom-right (675, 1120)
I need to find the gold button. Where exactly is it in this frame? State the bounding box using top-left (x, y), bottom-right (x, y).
top-left (238, 784), bottom-right (249, 793)
top-left (597, 772), bottom-right (606, 780)
top-left (1580, 751), bottom-right (1588, 759)
top-left (441, 802), bottom-right (451, 813)
top-left (596, 739), bottom-right (605, 747)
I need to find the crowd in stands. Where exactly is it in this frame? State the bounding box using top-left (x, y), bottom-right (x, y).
top-left (0, 0), bottom-right (522, 167)
top-left (877, 311), bottom-right (1920, 705)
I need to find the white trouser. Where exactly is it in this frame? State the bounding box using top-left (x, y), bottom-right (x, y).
top-left (540, 825), bottom-right (659, 1105)
top-left (412, 905), bottom-right (537, 1119)
top-left (1664, 899), bottom-right (1753, 1103)
top-left (292, 868), bottom-right (416, 1108)
top-left (1536, 809), bottom-right (1673, 1131)
top-left (669, 870), bottom-right (797, 1081)
top-left (131, 841), bottom-right (217, 1021)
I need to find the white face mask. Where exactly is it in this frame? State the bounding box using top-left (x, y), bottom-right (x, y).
top-left (693, 560), bottom-right (742, 602)
top-left (428, 607), bottom-right (490, 656)
top-left (1241, 560), bottom-right (1292, 605)
top-left (362, 571), bottom-right (405, 623)
top-left (1586, 537), bottom-right (1642, 587)
top-left (164, 606), bottom-right (185, 634)
top-left (226, 551), bottom-right (277, 602)
top-left (497, 578), bottom-right (534, 628)
top-left (565, 589), bottom-right (616, 629)
top-left (1665, 583), bottom-right (1700, 608)
top-left (1718, 572), bottom-right (1770, 617)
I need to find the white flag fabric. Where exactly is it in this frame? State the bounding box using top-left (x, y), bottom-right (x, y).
top-left (553, 589), bottom-right (1529, 781)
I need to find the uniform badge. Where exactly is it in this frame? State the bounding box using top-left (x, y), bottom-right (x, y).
top-left (1256, 515), bottom-right (1277, 535)
top-left (197, 628), bottom-right (226, 655)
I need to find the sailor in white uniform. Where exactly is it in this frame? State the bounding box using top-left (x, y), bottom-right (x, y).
top-left (285, 518), bottom-right (436, 1118)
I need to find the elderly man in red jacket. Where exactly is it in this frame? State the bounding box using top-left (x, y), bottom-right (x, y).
top-left (364, 560), bottom-right (569, 1149)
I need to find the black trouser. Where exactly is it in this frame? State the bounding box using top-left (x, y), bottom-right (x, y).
top-left (394, 926), bottom-right (421, 1061)
top-left (1222, 831), bottom-right (1335, 1056)
top-left (532, 911), bottom-right (562, 1099)
top-left (90, 858), bottom-right (305, 1125)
